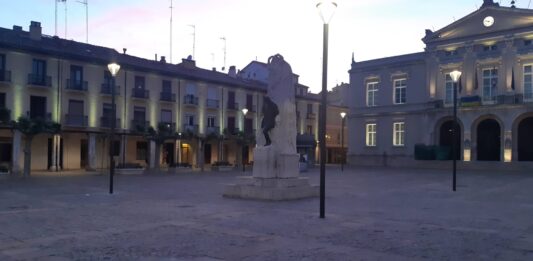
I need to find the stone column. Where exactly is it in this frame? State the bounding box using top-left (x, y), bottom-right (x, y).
top-left (88, 133), bottom-right (97, 171)
top-left (11, 130), bottom-right (22, 174)
top-left (119, 135), bottom-right (127, 166)
top-left (149, 140), bottom-right (156, 169)
top-left (197, 139), bottom-right (204, 171)
top-left (176, 140), bottom-right (182, 164)
top-left (49, 135), bottom-right (58, 171)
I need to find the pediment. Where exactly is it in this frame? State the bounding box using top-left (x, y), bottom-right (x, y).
top-left (424, 6), bottom-right (533, 44)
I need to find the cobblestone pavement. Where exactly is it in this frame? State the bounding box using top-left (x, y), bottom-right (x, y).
top-left (0, 166), bottom-right (532, 260)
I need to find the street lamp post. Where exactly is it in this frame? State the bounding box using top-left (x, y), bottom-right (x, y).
top-left (107, 63), bottom-right (120, 194)
top-left (241, 108), bottom-right (248, 172)
top-left (340, 112), bottom-right (346, 171)
top-left (450, 70), bottom-right (461, 192)
top-left (316, 1), bottom-right (337, 219)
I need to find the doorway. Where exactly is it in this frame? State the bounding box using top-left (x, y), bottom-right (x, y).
top-left (518, 117), bottom-right (533, 161)
top-left (477, 119), bottom-right (501, 161)
top-left (164, 143), bottom-right (175, 165)
top-left (204, 143), bottom-right (212, 164)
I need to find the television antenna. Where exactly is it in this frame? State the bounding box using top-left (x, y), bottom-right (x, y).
top-left (189, 25), bottom-right (196, 60)
top-left (220, 36), bottom-right (226, 71)
top-left (76, 0), bottom-right (88, 43)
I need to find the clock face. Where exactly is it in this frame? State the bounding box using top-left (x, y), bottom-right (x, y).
top-left (483, 16), bottom-right (494, 27)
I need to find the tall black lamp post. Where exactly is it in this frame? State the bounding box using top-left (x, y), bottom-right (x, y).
top-left (107, 62), bottom-right (120, 194)
top-left (450, 70), bottom-right (461, 192)
top-left (340, 112), bottom-right (346, 171)
top-left (316, 0), bottom-right (337, 219)
top-left (241, 108), bottom-right (248, 172)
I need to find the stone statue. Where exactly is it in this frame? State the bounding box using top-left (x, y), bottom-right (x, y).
top-left (261, 96), bottom-right (278, 146)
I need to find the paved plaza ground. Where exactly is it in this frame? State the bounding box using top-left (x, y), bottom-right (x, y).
top-left (0, 166), bottom-right (532, 260)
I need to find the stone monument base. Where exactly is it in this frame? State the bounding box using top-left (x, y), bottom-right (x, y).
top-left (223, 176), bottom-right (318, 201)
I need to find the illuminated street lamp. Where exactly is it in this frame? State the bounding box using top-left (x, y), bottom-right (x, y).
top-left (241, 108), bottom-right (248, 172)
top-left (450, 70), bottom-right (461, 192)
top-left (107, 62), bottom-right (120, 194)
top-left (340, 112), bottom-right (346, 171)
top-left (317, 0), bottom-right (337, 219)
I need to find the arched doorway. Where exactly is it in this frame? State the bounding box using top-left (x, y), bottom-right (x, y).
top-left (477, 119), bottom-right (501, 161)
top-left (518, 117), bottom-right (533, 161)
top-left (439, 120), bottom-right (461, 160)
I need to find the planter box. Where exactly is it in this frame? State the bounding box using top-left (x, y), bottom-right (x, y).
top-left (116, 168), bottom-right (144, 175)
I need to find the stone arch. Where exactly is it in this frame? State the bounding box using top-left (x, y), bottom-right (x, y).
top-left (512, 112), bottom-right (533, 161)
top-left (434, 116), bottom-right (464, 160)
top-left (472, 114), bottom-right (504, 161)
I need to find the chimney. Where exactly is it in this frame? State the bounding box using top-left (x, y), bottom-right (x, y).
top-left (13, 25), bottom-right (22, 32)
top-left (29, 21), bottom-right (42, 41)
top-left (155, 54), bottom-right (158, 61)
top-left (228, 66), bottom-right (237, 78)
top-left (160, 56), bottom-right (166, 63)
top-left (212, 67), bottom-right (217, 71)
top-left (181, 57), bottom-right (196, 69)
top-left (123, 48), bottom-right (127, 54)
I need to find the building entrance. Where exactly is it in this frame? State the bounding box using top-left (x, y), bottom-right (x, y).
top-left (518, 117), bottom-right (533, 161)
top-left (477, 119), bottom-right (501, 161)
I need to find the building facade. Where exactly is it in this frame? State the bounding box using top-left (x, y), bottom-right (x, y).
top-left (0, 21), bottom-right (346, 173)
top-left (348, 1), bottom-right (533, 167)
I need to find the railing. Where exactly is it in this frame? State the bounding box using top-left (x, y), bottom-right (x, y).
top-left (27, 74), bottom-right (51, 87)
top-left (100, 84), bottom-right (120, 95)
top-left (245, 104), bottom-right (256, 112)
top-left (243, 128), bottom-right (256, 135)
top-left (227, 102), bottom-right (239, 110)
top-left (100, 117), bottom-right (121, 128)
top-left (26, 111), bottom-right (52, 121)
top-left (206, 126), bottom-right (220, 135)
top-left (307, 113), bottom-right (316, 119)
top-left (66, 79), bottom-right (88, 91)
top-left (477, 50), bottom-right (501, 60)
top-left (482, 89), bottom-right (498, 104)
top-left (184, 95), bottom-right (199, 105)
top-left (160, 92), bottom-right (176, 102)
top-left (183, 124), bottom-right (199, 134)
top-left (132, 88), bottom-right (149, 99)
top-left (65, 114), bottom-right (88, 127)
top-left (131, 119), bottom-right (150, 130)
top-left (226, 127), bottom-right (240, 135)
top-left (0, 70), bottom-right (11, 82)
top-left (159, 121), bottom-right (176, 131)
top-left (206, 99), bottom-right (220, 109)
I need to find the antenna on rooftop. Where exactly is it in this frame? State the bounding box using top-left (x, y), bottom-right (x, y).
top-left (511, 0), bottom-right (516, 8)
top-left (76, 0), bottom-right (88, 43)
top-left (55, 0), bottom-right (67, 37)
top-left (170, 0), bottom-right (173, 63)
top-left (529, 0), bottom-right (532, 8)
top-left (189, 25), bottom-right (196, 60)
top-left (220, 36), bottom-right (227, 71)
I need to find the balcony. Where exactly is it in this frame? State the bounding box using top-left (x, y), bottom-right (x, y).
top-left (243, 128), bottom-right (256, 136)
top-left (160, 92), bottom-right (176, 102)
top-left (0, 70), bottom-right (11, 83)
top-left (227, 102), bottom-right (239, 111)
top-left (225, 127), bottom-right (240, 136)
top-left (27, 111), bottom-right (52, 121)
top-left (132, 88), bottom-right (149, 99)
top-left (245, 104), bottom-right (256, 112)
top-left (159, 121), bottom-right (176, 132)
top-left (27, 74), bottom-right (51, 87)
top-left (477, 50), bottom-right (501, 60)
top-left (100, 117), bottom-right (121, 128)
top-left (184, 95), bottom-right (199, 106)
top-left (183, 124), bottom-right (199, 134)
top-left (131, 119), bottom-right (150, 131)
top-left (0, 108), bottom-right (11, 123)
top-left (65, 114), bottom-right (88, 127)
top-left (100, 84), bottom-right (120, 95)
top-left (206, 126), bottom-right (220, 135)
top-left (66, 79), bottom-right (88, 92)
top-left (206, 99), bottom-right (220, 109)
top-left (307, 113), bottom-right (316, 119)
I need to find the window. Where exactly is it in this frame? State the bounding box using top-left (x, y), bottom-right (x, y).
top-left (207, 116), bottom-right (216, 127)
top-left (445, 50), bottom-right (458, 56)
top-left (307, 103), bottom-right (313, 113)
top-left (393, 79), bottom-right (407, 104)
top-left (366, 123), bottom-right (377, 147)
top-left (525, 39), bottom-right (532, 46)
top-left (0, 54), bottom-right (5, 81)
top-left (0, 93), bottom-right (5, 108)
top-left (307, 125), bottom-right (313, 135)
top-left (68, 100), bottom-right (84, 115)
top-left (160, 109), bottom-right (172, 123)
top-left (483, 45), bottom-right (497, 51)
top-left (185, 114), bottom-right (194, 126)
top-left (136, 141), bottom-right (148, 161)
top-left (162, 80), bottom-right (171, 93)
top-left (186, 83), bottom-right (197, 95)
top-left (31, 59), bottom-right (46, 83)
top-left (133, 106), bottom-right (145, 121)
top-left (70, 65), bottom-right (83, 84)
top-left (524, 65), bottom-right (533, 100)
top-left (366, 82), bottom-right (378, 107)
top-left (445, 74), bottom-right (454, 104)
top-left (482, 68), bottom-right (498, 102)
top-left (102, 103), bottom-right (113, 118)
top-left (134, 76), bottom-right (145, 89)
top-left (246, 94), bottom-right (253, 110)
top-left (104, 71), bottom-right (115, 87)
top-left (207, 87), bottom-right (218, 100)
top-left (393, 122), bottom-right (405, 147)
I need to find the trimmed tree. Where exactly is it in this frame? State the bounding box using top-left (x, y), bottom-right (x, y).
top-left (137, 122), bottom-right (176, 170)
top-left (13, 117), bottom-right (61, 178)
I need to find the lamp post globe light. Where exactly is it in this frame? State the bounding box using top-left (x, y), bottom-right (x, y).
top-left (316, 0), bottom-right (337, 219)
top-left (107, 62), bottom-right (120, 194)
top-left (450, 70), bottom-right (461, 192)
top-left (340, 112), bottom-right (346, 171)
top-left (241, 108), bottom-right (248, 172)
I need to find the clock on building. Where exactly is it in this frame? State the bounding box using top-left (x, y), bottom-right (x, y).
top-left (483, 16), bottom-right (495, 27)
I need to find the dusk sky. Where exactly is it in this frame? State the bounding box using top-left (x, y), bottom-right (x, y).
top-left (0, 0), bottom-right (525, 92)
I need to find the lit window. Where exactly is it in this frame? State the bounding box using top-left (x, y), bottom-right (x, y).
top-left (445, 74), bottom-right (453, 105)
top-left (524, 65), bottom-right (533, 101)
top-left (366, 123), bottom-right (376, 147)
top-left (393, 79), bottom-right (407, 104)
top-left (366, 82), bottom-right (378, 107)
top-left (482, 68), bottom-right (498, 103)
top-left (393, 122), bottom-right (405, 147)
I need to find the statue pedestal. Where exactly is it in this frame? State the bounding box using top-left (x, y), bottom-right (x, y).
top-left (223, 146), bottom-right (318, 201)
